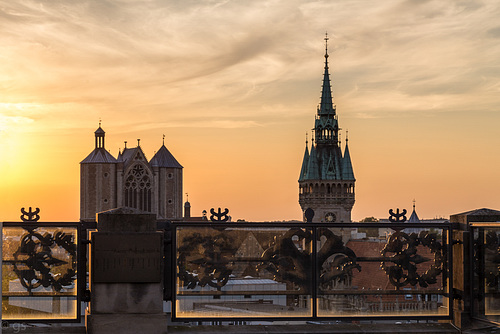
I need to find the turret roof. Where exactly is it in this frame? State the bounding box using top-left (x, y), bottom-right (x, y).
top-left (298, 142), bottom-right (309, 181)
top-left (81, 149), bottom-right (117, 164)
top-left (341, 140), bottom-right (355, 180)
top-left (150, 144), bottom-right (183, 168)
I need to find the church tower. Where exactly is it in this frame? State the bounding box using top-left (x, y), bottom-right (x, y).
top-left (150, 138), bottom-right (183, 219)
top-left (298, 35), bottom-right (355, 222)
top-left (80, 124), bottom-right (118, 222)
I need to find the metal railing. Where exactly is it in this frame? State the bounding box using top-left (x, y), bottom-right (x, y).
top-left (2, 221), bottom-right (84, 322)
top-left (171, 221), bottom-right (453, 322)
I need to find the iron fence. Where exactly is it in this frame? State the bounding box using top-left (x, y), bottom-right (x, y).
top-left (171, 222), bottom-right (453, 322)
top-left (2, 222), bottom-right (85, 322)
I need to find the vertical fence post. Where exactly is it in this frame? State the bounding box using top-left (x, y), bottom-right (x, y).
top-left (1, 221), bottom-right (2, 334)
top-left (450, 209), bottom-right (500, 330)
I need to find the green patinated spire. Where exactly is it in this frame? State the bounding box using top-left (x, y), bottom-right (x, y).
top-left (298, 136), bottom-right (310, 181)
top-left (342, 135), bottom-right (355, 180)
top-left (306, 140), bottom-right (319, 180)
top-left (319, 32), bottom-right (335, 116)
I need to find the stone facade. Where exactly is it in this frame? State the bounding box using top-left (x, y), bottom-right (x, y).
top-left (80, 126), bottom-right (183, 222)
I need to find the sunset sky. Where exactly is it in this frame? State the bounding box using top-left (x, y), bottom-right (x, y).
top-left (1, 0), bottom-right (500, 222)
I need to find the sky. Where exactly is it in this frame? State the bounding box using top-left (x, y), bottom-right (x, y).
top-left (1, 0), bottom-right (500, 222)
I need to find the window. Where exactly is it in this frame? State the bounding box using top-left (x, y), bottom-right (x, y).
top-left (124, 164), bottom-right (152, 212)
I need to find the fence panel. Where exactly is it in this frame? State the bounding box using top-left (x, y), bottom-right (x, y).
top-left (2, 223), bottom-right (81, 321)
top-left (471, 223), bottom-right (500, 323)
top-left (172, 222), bottom-right (452, 321)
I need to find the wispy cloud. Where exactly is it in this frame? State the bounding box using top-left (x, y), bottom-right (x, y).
top-left (2, 0), bottom-right (500, 124)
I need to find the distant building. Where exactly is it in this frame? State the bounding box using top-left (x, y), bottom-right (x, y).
top-left (80, 125), bottom-right (183, 222)
top-left (298, 35), bottom-right (355, 222)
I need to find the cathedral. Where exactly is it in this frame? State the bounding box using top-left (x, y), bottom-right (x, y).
top-left (298, 36), bottom-right (355, 222)
top-left (80, 125), bottom-right (183, 222)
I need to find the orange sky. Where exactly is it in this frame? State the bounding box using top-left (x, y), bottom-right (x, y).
top-left (1, 1), bottom-right (500, 222)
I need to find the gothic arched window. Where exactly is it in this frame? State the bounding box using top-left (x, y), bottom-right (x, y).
top-left (124, 164), bottom-right (152, 212)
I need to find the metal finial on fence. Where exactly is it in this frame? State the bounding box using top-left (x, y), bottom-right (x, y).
top-left (210, 208), bottom-right (229, 222)
top-left (389, 208), bottom-right (407, 223)
top-left (20, 207), bottom-right (40, 222)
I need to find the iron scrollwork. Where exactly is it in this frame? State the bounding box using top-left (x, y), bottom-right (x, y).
top-left (381, 230), bottom-right (443, 289)
top-left (9, 208), bottom-right (77, 293)
top-left (260, 228), bottom-right (360, 293)
top-left (177, 230), bottom-right (236, 290)
top-left (13, 229), bottom-right (77, 293)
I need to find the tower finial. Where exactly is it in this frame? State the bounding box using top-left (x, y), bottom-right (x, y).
top-left (413, 199), bottom-right (416, 210)
top-left (346, 129), bottom-right (349, 142)
top-left (163, 134), bottom-right (165, 145)
top-left (137, 138), bottom-right (140, 147)
top-left (124, 141), bottom-right (127, 149)
top-left (186, 192), bottom-right (189, 202)
top-left (99, 118), bottom-right (102, 127)
top-left (324, 31), bottom-right (329, 58)
top-left (305, 132), bottom-right (308, 146)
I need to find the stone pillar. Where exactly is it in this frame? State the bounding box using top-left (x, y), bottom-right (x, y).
top-left (86, 207), bottom-right (168, 334)
top-left (450, 208), bottom-right (500, 330)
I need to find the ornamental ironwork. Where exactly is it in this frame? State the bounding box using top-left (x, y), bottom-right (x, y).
top-left (177, 230), bottom-right (236, 290)
top-left (20, 207), bottom-right (40, 222)
top-left (11, 229), bottom-right (77, 293)
top-left (210, 208), bottom-right (229, 222)
top-left (4, 208), bottom-right (78, 293)
top-left (260, 227), bottom-right (359, 293)
top-left (484, 230), bottom-right (500, 288)
top-left (380, 229), bottom-right (443, 289)
top-left (389, 208), bottom-right (407, 223)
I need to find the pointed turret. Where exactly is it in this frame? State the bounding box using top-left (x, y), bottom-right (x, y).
top-left (298, 138), bottom-right (310, 181)
top-left (342, 137), bottom-right (355, 180)
top-left (150, 144), bottom-right (183, 168)
top-left (80, 123), bottom-right (118, 222)
top-left (408, 200), bottom-right (420, 223)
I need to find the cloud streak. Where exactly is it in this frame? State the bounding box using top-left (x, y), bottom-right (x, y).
top-left (2, 0), bottom-right (500, 221)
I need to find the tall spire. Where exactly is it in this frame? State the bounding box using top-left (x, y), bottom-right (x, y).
top-left (319, 32), bottom-right (334, 115)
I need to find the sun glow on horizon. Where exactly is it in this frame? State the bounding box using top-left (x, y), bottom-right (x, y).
top-left (1, 1), bottom-right (500, 222)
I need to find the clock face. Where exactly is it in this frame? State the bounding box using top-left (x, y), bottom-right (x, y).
top-left (325, 212), bottom-right (336, 222)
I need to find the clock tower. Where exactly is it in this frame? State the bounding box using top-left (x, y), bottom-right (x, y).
top-left (298, 34), bottom-right (355, 222)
